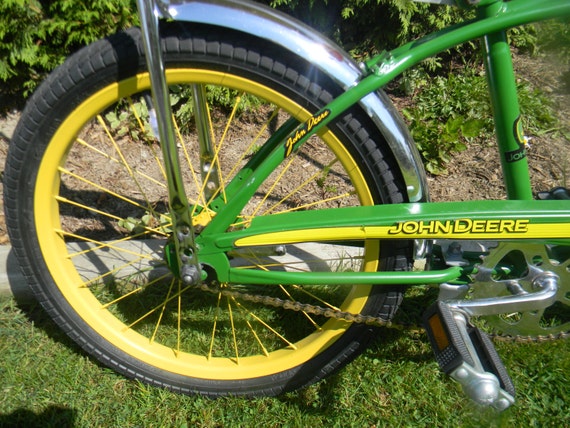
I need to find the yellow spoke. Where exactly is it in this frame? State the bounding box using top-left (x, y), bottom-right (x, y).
top-left (227, 108), bottom-right (281, 182)
top-left (56, 195), bottom-right (124, 222)
top-left (123, 282), bottom-right (194, 331)
top-left (233, 253), bottom-right (323, 329)
top-left (176, 280), bottom-right (182, 357)
top-left (229, 296), bottom-right (271, 357)
top-left (263, 158), bottom-right (341, 215)
top-left (208, 291), bottom-right (223, 360)
top-left (57, 229), bottom-right (156, 261)
top-left (96, 115), bottom-right (162, 218)
top-left (59, 167), bottom-right (148, 212)
top-left (227, 296), bottom-right (240, 364)
top-left (290, 284), bottom-right (341, 311)
top-left (173, 114), bottom-right (207, 208)
top-left (76, 138), bottom-right (166, 188)
top-left (213, 93), bottom-right (245, 202)
top-left (99, 271), bottom-right (172, 309)
top-left (195, 91), bottom-right (244, 215)
top-left (57, 196), bottom-right (170, 239)
top-left (231, 298), bottom-right (297, 350)
top-left (150, 278), bottom-right (177, 344)
top-left (126, 96), bottom-right (167, 180)
top-left (127, 96), bottom-right (148, 135)
top-left (249, 154), bottom-right (297, 218)
top-left (277, 284), bottom-right (321, 330)
top-left (231, 190), bottom-right (358, 229)
top-left (64, 229), bottom-right (167, 259)
top-left (82, 259), bottom-right (156, 289)
top-left (246, 320), bottom-right (270, 357)
top-left (288, 191), bottom-right (356, 211)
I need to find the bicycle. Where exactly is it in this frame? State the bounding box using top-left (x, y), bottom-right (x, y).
top-left (4, 0), bottom-right (569, 410)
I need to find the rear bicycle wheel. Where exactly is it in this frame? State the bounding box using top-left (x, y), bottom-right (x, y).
top-left (4, 23), bottom-right (411, 396)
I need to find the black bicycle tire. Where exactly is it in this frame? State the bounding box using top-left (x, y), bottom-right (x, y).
top-left (4, 22), bottom-right (412, 396)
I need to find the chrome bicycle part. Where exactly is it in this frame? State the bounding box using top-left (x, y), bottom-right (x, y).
top-left (449, 271), bottom-right (559, 316)
top-left (424, 301), bottom-right (515, 411)
top-left (470, 243), bottom-right (570, 337)
top-left (137, 0), bottom-right (202, 283)
top-left (191, 84), bottom-right (222, 201)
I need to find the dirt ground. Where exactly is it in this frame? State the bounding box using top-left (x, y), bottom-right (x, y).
top-left (423, 52), bottom-right (569, 202)
top-left (0, 51), bottom-right (568, 245)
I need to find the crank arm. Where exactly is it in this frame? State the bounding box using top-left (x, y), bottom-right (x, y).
top-left (446, 272), bottom-right (559, 317)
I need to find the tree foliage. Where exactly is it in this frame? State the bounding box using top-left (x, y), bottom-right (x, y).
top-left (264, 0), bottom-right (472, 62)
top-left (0, 0), bottom-right (136, 107)
top-left (0, 0), bottom-right (476, 106)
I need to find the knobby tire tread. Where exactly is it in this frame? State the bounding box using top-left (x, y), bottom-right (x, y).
top-left (4, 23), bottom-right (411, 397)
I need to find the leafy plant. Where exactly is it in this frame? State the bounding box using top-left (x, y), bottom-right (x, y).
top-left (118, 211), bottom-right (172, 235)
top-left (170, 85), bottom-right (265, 134)
top-left (0, 0), bottom-right (136, 107)
top-left (402, 70), bottom-right (491, 174)
top-left (266, 0), bottom-right (477, 70)
top-left (402, 68), bottom-right (558, 175)
top-left (536, 17), bottom-right (570, 64)
top-left (104, 96), bottom-right (158, 143)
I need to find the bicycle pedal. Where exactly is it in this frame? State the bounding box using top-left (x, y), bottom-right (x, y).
top-left (423, 301), bottom-right (515, 410)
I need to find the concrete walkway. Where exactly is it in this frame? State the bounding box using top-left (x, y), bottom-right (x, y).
top-left (0, 113), bottom-right (32, 300)
top-left (0, 245), bottom-right (33, 301)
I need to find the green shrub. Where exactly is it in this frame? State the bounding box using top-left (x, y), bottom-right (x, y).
top-left (402, 70), bottom-right (491, 174)
top-left (0, 0), bottom-right (136, 107)
top-left (536, 17), bottom-right (570, 64)
top-left (267, 0), bottom-right (473, 61)
top-left (403, 68), bottom-right (558, 175)
top-left (1, 0), bottom-right (538, 106)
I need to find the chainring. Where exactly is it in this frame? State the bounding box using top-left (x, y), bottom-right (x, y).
top-left (471, 242), bottom-right (570, 338)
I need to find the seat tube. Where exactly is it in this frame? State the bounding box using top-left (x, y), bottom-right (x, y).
top-left (479, 1), bottom-right (533, 200)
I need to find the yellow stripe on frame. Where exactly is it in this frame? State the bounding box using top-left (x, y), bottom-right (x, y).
top-left (234, 221), bottom-right (570, 247)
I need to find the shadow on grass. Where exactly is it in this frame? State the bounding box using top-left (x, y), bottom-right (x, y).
top-left (11, 282), bottom-right (440, 418)
top-left (12, 295), bottom-right (90, 362)
top-left (0, 405), bottom-right (77, 428)
top-left (278, 286), bottom-right (440, 415)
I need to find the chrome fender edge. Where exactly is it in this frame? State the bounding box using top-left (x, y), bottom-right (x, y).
top-left (157, 0), bottom-right (428, 203)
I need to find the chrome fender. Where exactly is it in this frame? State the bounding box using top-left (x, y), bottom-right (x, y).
top-left (157, 0), bottom-right (428, 203)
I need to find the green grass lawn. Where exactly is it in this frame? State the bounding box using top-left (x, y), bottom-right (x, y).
top-left (1, 292), bottom-right (569, 428)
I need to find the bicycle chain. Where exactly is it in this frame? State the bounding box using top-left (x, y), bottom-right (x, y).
top-left (196, 282), bottom-right (405, 329)
top-left (195, 281), bottom-right (570, 343)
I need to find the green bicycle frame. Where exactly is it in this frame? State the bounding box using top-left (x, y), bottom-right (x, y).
top-left (190, 0), bottom-right (570, 286)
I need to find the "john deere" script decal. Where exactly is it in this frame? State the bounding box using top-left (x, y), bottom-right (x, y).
top-left (285, 109), bottom-right (331, 157)
top-left (387, 219), bottom-right (530, 236)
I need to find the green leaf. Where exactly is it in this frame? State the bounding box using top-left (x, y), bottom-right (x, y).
top-left (460, 119), bottom-right (485, 138)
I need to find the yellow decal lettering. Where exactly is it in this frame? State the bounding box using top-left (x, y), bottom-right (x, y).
top-left (514, 219), bottom-right (529, 232)
top-left (285, 110), bottom-right (331, 157)
top-left (387, 218), bottom-right (532, 236)
top-left (471, 220), bottom-right (486, 233)
top-left (453, 219), bottom-right (472, 233)
top-left (485, 220), bottom-right (500, 233)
